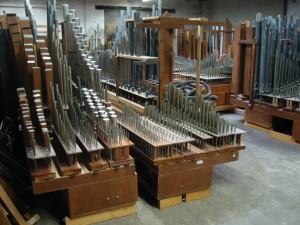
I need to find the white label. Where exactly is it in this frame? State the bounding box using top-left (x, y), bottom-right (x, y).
top-left (29, 217), bottom-right (36, 224)
top-left (197, 160), bottom-right (203, 165)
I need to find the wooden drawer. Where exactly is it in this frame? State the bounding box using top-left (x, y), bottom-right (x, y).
top-left (67, 174), bottom-right (138, 218)
top-left (245, 108), bottom-right (272, 128)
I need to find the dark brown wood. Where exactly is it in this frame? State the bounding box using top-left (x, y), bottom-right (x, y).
top-left (53, 157), bottom-right (82, 177)
top-left (84, 157), bottom-right (109, 171)
top-left (12, 42), bottom-right (25, 87)
top-left (67, 174), bottom-right (138, 218)
top-left (210, 84), bottom-right (232, 106)
top-left (11, 33), bottom-right (22, 43)
top-left (292, 120), bottom-right (300, 143)
top-left (44, 69), bottom-right (53, 109)
top-left (230, 95), bottom-right (249, 108)
top-left (157, 166), bottom-right (212, 199)
top-left (106, 155), bottom-right (134, 168)
top-left (249, 43), bottom-right (256, 107)
top-left (114, 146), bottom-right (130, 161)
top-left (32, 67), bottom-right (42, 95)
top-left (29, 165), bottom-right (56, 182)
top-left (245, 108), bottom-right (272, 128)
top-left (246, 27), bottom-right (256, 40)
top-left (253, 102), bottom-right (300, 120)
top-left (232, 24), bottom-right (246, 94)
top-left (159, 28), bottom-right (174, 109)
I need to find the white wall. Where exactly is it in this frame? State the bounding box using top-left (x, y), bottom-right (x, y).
top-left (210, 0), bottom-right (284, 24)
top-left (287, 0), bottom-right (300, 22)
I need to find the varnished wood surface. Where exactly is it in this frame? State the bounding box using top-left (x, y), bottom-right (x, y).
top-left (67, 174), bottom-right (138, 218)
top-left (32, 163), bottom-right (136, 194)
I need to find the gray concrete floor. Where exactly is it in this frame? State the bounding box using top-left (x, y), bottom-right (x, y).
top-left (30, 113), bottom-right (300, 225)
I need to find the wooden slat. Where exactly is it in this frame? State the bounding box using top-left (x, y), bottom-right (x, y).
top-left (64, 204), bottom-right (136, 225)
top-left (159, 28), bottom-right (174, 109)
top-left (270, 131), bottom-right (300, 146)
top-left (159, 196), bottom-right (182, 209)
top-left (32, 67), bottom-right (42, 95)
top-left (0, 203), bottom-right (11, 225)
top-left (185, 188), bottom-right (210, 202)
top-left (0, 185), bottom-right (27, 225)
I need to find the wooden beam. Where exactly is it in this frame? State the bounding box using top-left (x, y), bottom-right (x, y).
top-left (136, 22), bottom-right (184, 29)
top-left (196, 25), bottom-right (202, 96)
top-left (158, 28), bottom-right (174, 109)
top-left (0, 185), bottom-right (29, 225)
top-left (95, 5), bottom-right (176, 13)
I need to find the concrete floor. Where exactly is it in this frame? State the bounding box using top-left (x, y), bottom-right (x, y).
top-left (28, 113), bottom-right (300, 225)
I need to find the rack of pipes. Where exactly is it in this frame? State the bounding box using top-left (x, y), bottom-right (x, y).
top-left (253, 14), bottom-right (300, 110)
top-left (230, 13), bottom-right (300, 144)
top-left (176, 18), bottom-right (232, 60)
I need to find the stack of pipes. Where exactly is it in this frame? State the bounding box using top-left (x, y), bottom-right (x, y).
top-left (82, 88), bottom-right (125, 147)
top-left (254, 14), bottom-right (300, 103)
top-left (51, 84), bottom-right (77, 152)
top-left (144, 84), bottom-right (239, 147)
top-left (174, 53), bottom-right (232, 83)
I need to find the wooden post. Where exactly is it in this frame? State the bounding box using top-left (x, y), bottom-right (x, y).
top-left (249, 42), bottom-right (256, 107)
top-left (0, 185), bottom-right (40, 225)
top-left (232, 23), bottom-right (246, 94)
top-left (223, 18), bottom-right (230, 53)
top-left (196, 25), bottom-right (202, 98)
top-left (159, 28), bottom-right (174, 109)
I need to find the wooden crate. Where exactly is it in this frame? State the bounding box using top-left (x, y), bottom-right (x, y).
top-left (32, 163), bottom-right (138, 219)
top-left (131, 145), bottom-right (242, 209)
